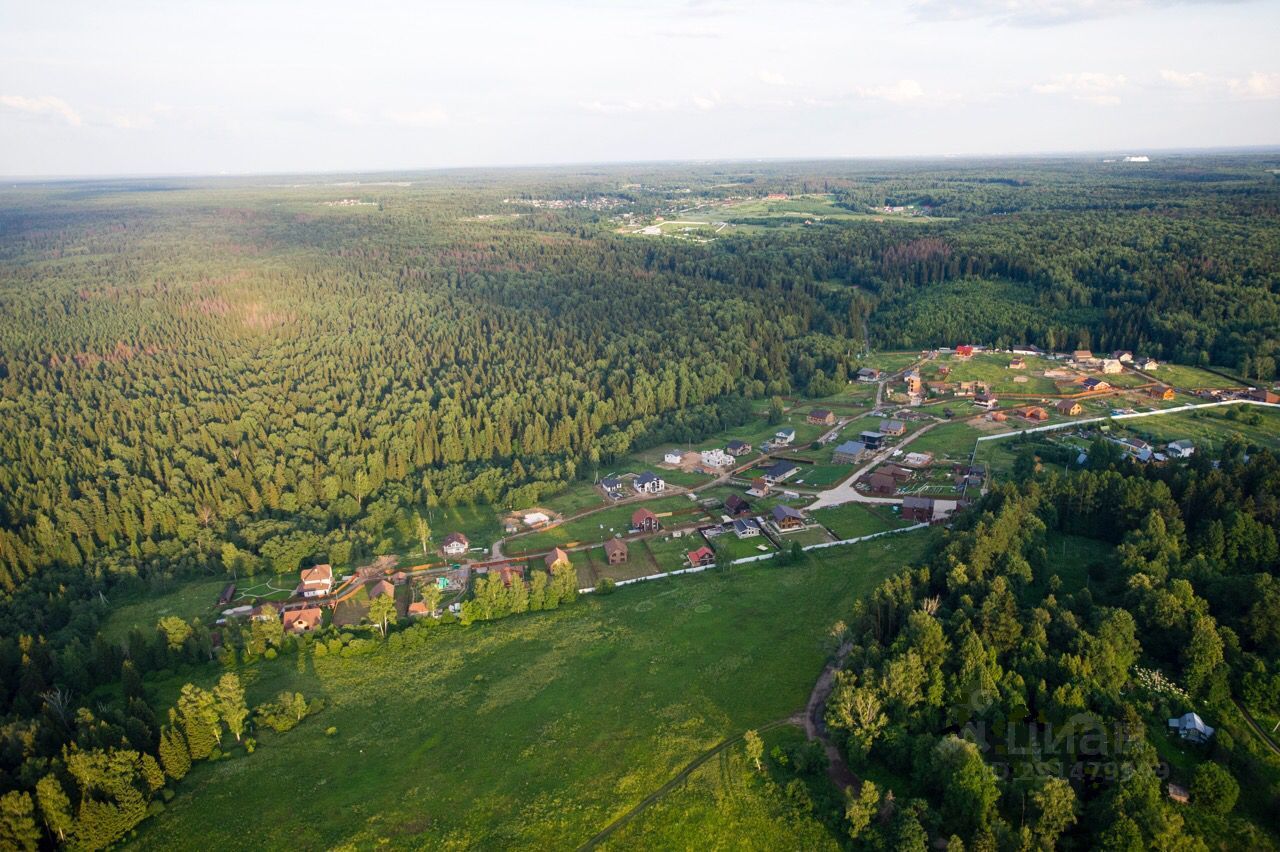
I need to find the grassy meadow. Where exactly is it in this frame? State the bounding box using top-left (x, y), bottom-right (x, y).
top-left (130, 531), bottom-right (934, 850)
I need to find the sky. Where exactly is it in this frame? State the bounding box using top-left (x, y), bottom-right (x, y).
top-left (1, 0), bottom-right (1278, 176)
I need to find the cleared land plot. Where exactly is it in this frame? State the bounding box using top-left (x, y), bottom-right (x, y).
top-left (710, 532), bottom-right (777, 562)
top-left (812, 502), bottom-right (910, 540)
top-left (507, 496), bottom-right (700, 553)
top-left (102, 577), bottom-right (247, 644)
top-left (1112, 405), bottom-right (1280, 454)
top-left (927, 353), bottom-right (1062, 395)
top-left (901, 420), bottom-right (984, 461)
top-left (1154, 363), bottom-right (1247, 390)
top-left (133, 532), bottom-right (935, 850)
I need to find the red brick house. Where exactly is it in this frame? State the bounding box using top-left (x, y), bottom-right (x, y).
top-left (604, 538), bottom-right (628, 564)
top-left (632, 507), bottom-right (661, 532)
top-left (808, 409), bottom-right (836, 426)
top-left (687, 546), bottom-right (716, 568)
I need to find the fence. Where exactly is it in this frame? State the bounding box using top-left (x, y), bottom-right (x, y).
top-left (973, 398), bottom-right (1279, 445)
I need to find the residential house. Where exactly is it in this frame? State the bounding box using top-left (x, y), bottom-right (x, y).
top-left (747, 477), bottom-right (771, 498)
top-left (989, 410), bottom-right (1008, 422)
top-left (1101, 359), bottom-right (1124, 374)
top-left (904, 370), bottom-right (923, 395)
top-left (973, 393), bottom-right (998, 410)
top-left (880, 419), bottom-right (907, 436)
top-left (1012, 344), bottom-right (1044, 356)
top-left (634, 471), bottom-right (666, 494)
top-left (832, 440), bottom-right (868, 464)
top-left (1147, 386), bottom-right (1175, 401)
top-left (545, 547), bottom-right (572, 571)
top-left (663, 450), bottom-right (684, 465)
top-left (494, 565), bottom-right (525, 586)
top-left (1166, 440), bottom-right (1195, 459)
top-left (1249, 388), bottom-right (1280, 404)
top-left (903, 452), bottom-right (933, 468)
top-left (1013, 406), bottom-right (1049, 422)
top-left (700, 448), bottom-right (734, 468)
top-left (903, 497), bottom-right (958, 523)
top-left (763, 460), bottom-right (799, 484)
top-left (218, 583), bottom-right (236, 606)
top-left (732, 518), bottom-right (762, 539)
top-left (808, 409), bottom-right (836, 426)
top-left (1055, 400), bottom-right (1083, 416)
top-left (600, 476), bottom-right (624, 497)
top-left (1136, 357), bottom-right (1159, 371)
top-left (856, 367), bottom-right (881, 382)
top-left (369, 579), bottom-right (395, 600)
top-left (726, 439), bottom-right (752, 456)
top-left (1168, 712), bottom-right (1215, 743)
top-left (773, 428), bottom-right (796, 445)
top-left (771, 504), bottom-right (807, 531)
top-left (926, 381), bottom-right (950, 394)
top-left (865, 472), bottom-right (897, 495)
top-left (441, 532), bottom-right (470, 557)
top-left (860, 430), bottom-right (885, 449)
top-left (299, 564), bottom-right (334, 598)
top-left (955, 344), bottom-right (974, 358)
top-left (880, 464), bottom-right (913, 481)
top-left (1008, 357), bottom-right (1026, 369)
top-left (283, 607), bottom-right (324, 634)
top-left (632, 507), bottom-right (661, 532)
top-left (1071, 349), bottom-right (1094, 364)
top-left (1081, 377), bottom-right (1111, 392)
top-left (687, 546), bottom-right (716, 568)
top-left (407, 601), bottom-right (432, 618)
top-left (724, 494), bottom-right (752, 516)
top-left (604, 538), bottom-right (628, 564)
top-left (1111, 350), bottom-right (1134, 363)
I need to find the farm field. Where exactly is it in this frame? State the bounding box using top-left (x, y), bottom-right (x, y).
top-left (131, 532), bottom-right (935, 850)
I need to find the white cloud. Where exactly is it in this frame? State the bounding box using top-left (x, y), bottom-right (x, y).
top-left (383, 106), bottom-right (448, 128)
top-left (1032, 72), bottom-right (1127, 105)
top-left (911, 0), bottom-right (1245, 27)
top-left (0, 94), bottom-right (82, 126)
top-left (757, 69), bottom-right (789, 86)
top-left (1159, 68), bottom-right (1210, 88)
top-left (857, 79), bottom-right (925, 103)
top-left (1227, 71), bottom-right (1280, 100)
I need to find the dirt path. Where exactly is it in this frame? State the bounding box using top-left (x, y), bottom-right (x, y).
top-left (577, 715), bottom-right (801, 850)
top-left (1233, 699), bottom-right (1280, 758)
top-left (804, 641), bottom-right (859, 793)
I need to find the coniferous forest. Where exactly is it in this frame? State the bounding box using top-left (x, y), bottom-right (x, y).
top-left (1, 155), bottom-right (1279, 848)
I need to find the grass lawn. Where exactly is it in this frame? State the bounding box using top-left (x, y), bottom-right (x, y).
top-left (420, 503), bottom-right (502, 551)
top-left (859, 352), bottom-right (922, 374)
top-left (1114, 405), bottom-right (1280, 454)
top-left (101, 576), bottom-right (237, 644)
top-left (539, 480), bottom-right (609, 517)
top-left (507, 496), bottom-right (700, 553)
top-left (776, 527), bottom-right (836, 548)
top-left (812, 502), bottom-right (910, 540)
top-left (1155, 363), bottom-right (1247, 390)
top-left (928, 353), bottom-right (1061, 395)
top-left (791, 463), bottom-right (852, 488)
top-left (711, 533), bottom-right (777, 562)
top-left (903, 420), bottom-right (984, 461)
top-left (132, 531), bottom-right (935, 850)
top-left (643, 533), bottom-right (705, 572)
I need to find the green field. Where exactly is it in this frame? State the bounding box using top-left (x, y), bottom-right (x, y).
top-left (1113, 405), bottom-right (1280, 454)
top-left (712, 532), bottom-right (777, 562)
top-left (811, 502), bottom-right (911, 540)
top-left (928, 352), bottom-right (1061, 395)
top-left (901, 420), bottom-right (984, 461)
top-left (1154, 363), bottom-right (1248, 389)
top-left (132, 532), bottom-right (935, 850)
top-left (101, 574), bottom-right (296, 645)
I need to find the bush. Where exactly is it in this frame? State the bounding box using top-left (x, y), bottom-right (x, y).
top-left (325, 726), bottom-right (338, 737)
top-left (597, 577), bottom-right (617, 595)
top-left (1192, 761), bottom-right (1240, 815)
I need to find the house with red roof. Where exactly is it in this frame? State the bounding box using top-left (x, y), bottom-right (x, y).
top-left (298, 564), bottom-right (333, 598)
top-left (283, 607), bottom-right (324, 634)
top-left (687, 546), bottom-right (716, 568)
top-left (632, 507), bottom-right (661, 532)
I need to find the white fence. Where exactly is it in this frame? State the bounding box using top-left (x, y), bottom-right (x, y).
top-left (577, 521), bottom-right (930, 594)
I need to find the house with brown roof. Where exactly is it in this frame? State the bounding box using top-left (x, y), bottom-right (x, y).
top-left (1248, 388), bottom-right (1280, 404)
top-left (724, 494), bottom-right (752, 516)
top-left (808, 409), bottom-right (836, 426)
top-left (880, 463), bottom-right (914, 481)
top-left (407, 601), bottom-right (432, 618)
top-left (771, 504), bottom-right (807, 531)
top-left (865, 472), bottom-right (897, 495)
top-left (687, 546), bottom-right (716, 568)
top-left (298, 564), bottom-right (333, 598)
top-left (880, 419), bottom-right (907, 436)
top-left (1009, 357), bottom-right (1026, 369)
top-left (726, 439), bottom-right (753, 456)
top-left (441, 532), bottom-right (469, 557)
top-left (747, 477), bottom-right (770, 498)
top-left (545, 548), bottom-right (571, 571)
top-left (283, 607), bottom-right (324, 634)
top-left (604, 538), bottom-right (628, 564)
top-left (632, 507), bottom-right (661, 532)
top-left (1056, 400), bottom-right (1083, 416)
top-left (368, 579), bottom-right (395, 600)
top-left (1013, 406), bottom-right (1049, 422)
top-left (1147, 386), bottom-right (1175, 401)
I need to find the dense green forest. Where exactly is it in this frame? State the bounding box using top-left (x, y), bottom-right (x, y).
top-left (1, 155), bottom-right (1279, 847)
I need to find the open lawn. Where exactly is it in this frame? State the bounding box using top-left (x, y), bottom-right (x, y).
top-left (1155, 363), bottom-right (1248, 390)
top-left (1113, 405), bottom-right (1280, 454)
top-left (101, 577), bottom-right (239, 644)
top-left (902, 420), bottom-right (983, 461)
top-left (711, 532), bottom-right (777, 562)
top-left (418, 503), bottom-right (503, 553)
top-left (859, 351), bottom-right (923, 374)
top-left (928, 352), bottom-right (1062, 395)
top-left (812, 502), bottom-right (910, 540)
top-left (132, 531), bottom-right (935, 850)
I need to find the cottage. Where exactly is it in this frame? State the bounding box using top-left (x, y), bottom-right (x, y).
top-left (687, 546), bottom-right (716, 568)
top-left (856, 367), bottom-right (881, 382)
top-left (441, 532), bottom-right (470, 557)
top-left (1081, 377), bottom-right (1110, 392)
top-left (901, 496), bottom-right (934, 523)
top-left (1055, 400), bottom-right (1083, 416)
top-left (1147, 386), bottom-right (1175, 401)
top-left (1136, 357), bottom-right (1159, 371)
top-left (1168, 712), bottom-right (1215, 743)
top-left (601, 476), bottom-right (624, 497)
top-left (880, 464), bottom-right (913, 481)
top-left (663, 450), bottom-right (684, 465)
top-left (726, 439), bottom-right (753, 456)
top-left (283, 607), bottom-right (324, 634)
top-left (603, 538), bottom-right (628, 564)
top-left (732, 518), bottom-right (762, 539)
top-left (1166, 440), bottom-right (1195, 459)
top-left (700, 448), bottom-right (734, 468)
top-left (1111, 350), bottom-right (1134, 363)
top-left (747, 477), bottom-right (771, 498)
top-left (1014, 405), bottom-right (1049, 422)
top-left (299, 564), bottom-right (334, 598)
top-left (634, 471), bottom-right (666, 494)
top-left (369, 579), bottom-right (395, 600)
top-left (407, 601), bottom-right (432, 618)
top-left (218, 583), bottom-right (237, 606)
top-left (879, 419), bottom-right (906, 436)
top-left (1101, 359), bottom-right (1124, 374)
top-left (763, 460), bottom-right (799, 484)
top-left (771, 504), bottom-right (807, 531)
top-left (973, 393), bottom-right (998, 410)
top-left (632, 507), bottom-right (661, 532)
top-left (808, 409), bottom-right (836, 426)
top-left (903, 451), bottom-right (933, 468)
top-left (773, 428), bottom-right (796, 445)
top-left (865, 472), bottom-right (897, 495)
top-left (832, 440), bottom-right (868, 464)
top-left (860, 430), bottom-right (885, 449)
top-left (1071, 349), bottom-right (1094, 363)
top-left (955, 344), bottom-right (974, 358)
top-left (989, 410), bottom-right (1008, 422)
top-left (724, 494), bottom-right (752, 516)
top-left (545, 547), bottom-right (572, 571)
top-left (1008, 357), bottom-right (1026, 369)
